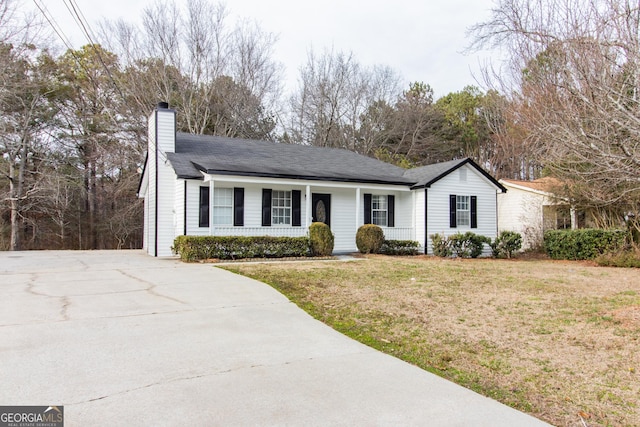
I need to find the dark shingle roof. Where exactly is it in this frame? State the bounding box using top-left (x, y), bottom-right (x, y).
top-left (403, 158), bottom-right (468, 188)
top-left (164, 133), bottom-right (505, 191)
top-left (167, 133), bottom-right (414, 185)
top-left (404, 158), bottom-right (507, 191)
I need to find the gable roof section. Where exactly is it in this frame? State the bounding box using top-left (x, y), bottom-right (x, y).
top-left (404, 158), bottom-right (507, 192)
top-left (167, 133), bottom-right (414, 185)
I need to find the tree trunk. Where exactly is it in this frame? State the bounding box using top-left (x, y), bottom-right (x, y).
top-left (9, 161), bottom-right (20, 251)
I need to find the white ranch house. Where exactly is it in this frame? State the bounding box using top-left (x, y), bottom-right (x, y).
top-left (138, 104), bottom-right (507, 256)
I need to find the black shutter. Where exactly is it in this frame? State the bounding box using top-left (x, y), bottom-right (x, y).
top-left (364, 193), bottom-right (372, 224)
top-left (292, 190), bottom-right (301, 227)
top-left (470, 196), bottom-right (478, 229)
top-left (262, 189), bottom-right (272, 226)
top-left (199, 186), bottom-right (209, 228)
top-left (233, 187), bottom-right (244, 226)
top-left (387, 195), bottom-right (395, 227)
top-left (449, 194), bottom-right (457, 228)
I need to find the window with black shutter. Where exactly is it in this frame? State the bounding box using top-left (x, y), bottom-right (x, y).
top-left (199, 186), bottom-right (210, 228)
top-left (233, 187), bottom-right (244, 226)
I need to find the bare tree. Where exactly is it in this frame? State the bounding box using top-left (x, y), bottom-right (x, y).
top-left (100, 0), bottom-right (282, 139)
top-left (288, 48), bottom-right (402, 154)
top-left (470, 0), bottom-right (640, 227)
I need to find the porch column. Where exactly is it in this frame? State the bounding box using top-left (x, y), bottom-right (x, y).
top-left (570, 206), bottom-right (578, 229)
top-left (355, 187), bottom-right (361, 232)
top-left (209, 179), bottom-right (214, 236)
top-left (412, 191), bottom-right (416, 240)
top-left (305, 185), bottom-right (311, 227)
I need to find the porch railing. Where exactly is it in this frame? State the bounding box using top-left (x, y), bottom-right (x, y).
top-left (209, 226), bottom-right (415, 241)
top-left (380, 227), bottom-right (414, 241)
top-left (211, 227), bottom-right (308, 238)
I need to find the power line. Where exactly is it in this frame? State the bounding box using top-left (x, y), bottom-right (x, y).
top-left (62, 0), bottom-right (128, 104)
top-left (31, 0), bottom-right (74, 52)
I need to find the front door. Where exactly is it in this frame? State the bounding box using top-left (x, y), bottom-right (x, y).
top-left (312, 193), bottom-right (331, 227)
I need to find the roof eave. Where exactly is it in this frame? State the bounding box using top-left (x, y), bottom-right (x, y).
top-left (204, 169), bottom-right (414, 186)
top-left (136, 154), bottom-right (149, 198)
top-left (410, 158), bottom-right (507, 192)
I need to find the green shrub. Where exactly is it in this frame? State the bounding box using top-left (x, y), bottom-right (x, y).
top-left (430, 232), bottom-right (489, 258)
top-left (491, 231), bottom-right (523, 259)
top-left (595, 248), bottom-right (640, 268)
top-left (430, 233), bottom-right (451, 257)
top-left (380, 240), bottom-right (420, 255)
top-left (309, 222), bottom-right (335, 256)
top-left (356, 224), bottom-right (385, 254)
top-left (449, 232), bottom-right (490, 258)
top-left (544, 229), bottom-right (628, 260)
top-left (172, 235), bottom-right (310, 261)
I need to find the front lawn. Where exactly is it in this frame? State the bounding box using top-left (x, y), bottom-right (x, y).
top-left (223, 256), bottom-right (640, 426)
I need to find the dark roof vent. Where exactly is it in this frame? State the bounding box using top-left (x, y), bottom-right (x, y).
top-left (157, 101), bottom-right (169, 109)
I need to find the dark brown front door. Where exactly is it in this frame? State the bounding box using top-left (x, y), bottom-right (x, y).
top-left (312, 193), bottom-right (331, 227)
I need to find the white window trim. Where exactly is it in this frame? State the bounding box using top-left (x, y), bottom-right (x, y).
top-left (372, 195), bottom-right (388, 227)
top-left (272, 190), bottom-right (292, 226)
top-left (212, 188), bottom-right (233, 226)
top-left (456, 195), bottom-right (470, 227)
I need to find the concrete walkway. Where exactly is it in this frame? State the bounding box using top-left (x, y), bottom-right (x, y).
top-left (0, 250), bottom-right (549, 426)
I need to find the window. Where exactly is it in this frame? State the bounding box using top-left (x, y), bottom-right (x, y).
top-left (456, 195), bottom-right (470, 227)
top-left (372, 195), bottom-right (388, 226)
top-left (272, 190), bottom-right (291, 225)
top-left (213, 188), bottom-right (233, 225)
top-left (199, 187), bottom-right (209, 227)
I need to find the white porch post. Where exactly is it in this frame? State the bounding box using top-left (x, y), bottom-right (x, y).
top-left (412, 190), bottom-right (416, 240)
top-left (209, 179), bottom-right (214, 236)
top-left (355, 187), bottom-right (361, 232)
top-left (570, 206), bottom-right (578, 229)
top-left (305, 185), bottom-right (311, 227)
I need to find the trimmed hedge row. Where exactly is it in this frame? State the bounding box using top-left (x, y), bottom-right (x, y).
top-left (172, 235), bottom-right (310, 262)
top-left (380, 239), bottom-right (420, 255)
top-left (543, 229), bottom-right (628, 260)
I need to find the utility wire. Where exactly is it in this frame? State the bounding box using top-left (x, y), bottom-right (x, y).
top-left (63, 0), bottom-right (128, 104)
top-left (31, 0), bottom-right (74, 52)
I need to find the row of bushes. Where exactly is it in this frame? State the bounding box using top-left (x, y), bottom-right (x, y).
top-left (355, 224), bottom-right (420, 255)
top-left (173, 225), bottom-right (637, 265)
top-left (543, 229), bottom-right (628, 260)
top-left (174, 223), bottom-right (421, 261)
top-left (172, 235), bottom-right (312, 262)
top-left (430, 231), bottom-right (522, 259)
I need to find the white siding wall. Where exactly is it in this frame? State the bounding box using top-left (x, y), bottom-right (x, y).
top-left (145, 113), bottom-right (156, 255)
top-left (498, 186), bottom-right (548, 250)
top-left (325, 187), bottom-right (356, 252)
top-left (175, 179), bottom-right (185, 238)
top-left (426, 165), bottom-right (499, 255)
top-left (155, 110), bottom-right (177, 256)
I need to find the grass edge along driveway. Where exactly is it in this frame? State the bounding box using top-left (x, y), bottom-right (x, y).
top-left (223, 255), bottom-right (640, 427)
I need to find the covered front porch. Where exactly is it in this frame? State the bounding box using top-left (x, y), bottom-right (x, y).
top-left (195, 174), bottom-right (419, 253)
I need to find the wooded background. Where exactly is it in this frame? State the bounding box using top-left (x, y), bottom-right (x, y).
top-left (2, 0), bottom-right (639, 250)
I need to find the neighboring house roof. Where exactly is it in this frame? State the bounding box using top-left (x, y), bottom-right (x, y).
top-left (500, 177), bottom-right (563, 196)
top-left (405, 158), bottom-right (507, 191)
top-left (167, 133), bottom-right (414, 185)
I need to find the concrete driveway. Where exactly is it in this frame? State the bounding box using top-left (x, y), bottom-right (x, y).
top-left (1, 250), bottom-right (549, 426)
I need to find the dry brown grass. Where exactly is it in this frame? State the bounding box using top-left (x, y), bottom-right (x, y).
top-left (223, 255), bottom-right (640, 426)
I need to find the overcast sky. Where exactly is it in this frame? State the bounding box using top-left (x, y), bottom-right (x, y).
top-left (45, 0), bottom-right (498, 98)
